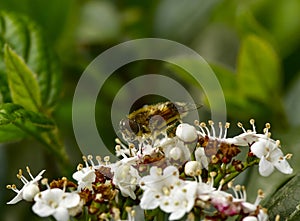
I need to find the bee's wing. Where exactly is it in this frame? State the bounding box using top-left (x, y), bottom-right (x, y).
top-left (174, 102), bottom-right (202, 115)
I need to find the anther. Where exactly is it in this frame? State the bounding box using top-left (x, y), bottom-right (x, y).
top-left (77, 164), bottom-right (83, 171)
top-left (115, 138), bottom-right (122, 144)
top-left (218, 122), bottom-right (223, 139)
top-left (285, 153), bottom-right (293, 159)
top-left (96, 156), bottom-right (101, 164)
top-left (250, 119), bottom-right (256, 132)
top-left (104, 156), bottom-right (110, 162)
top-left (237, 122), bottom-right (246, 133)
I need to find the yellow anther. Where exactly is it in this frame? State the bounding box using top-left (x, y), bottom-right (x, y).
top-left (225, 122), bottom-right (230, 128)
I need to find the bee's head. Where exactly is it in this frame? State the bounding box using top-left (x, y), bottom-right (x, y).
top-left (119, 118), bottom-right (140, 141)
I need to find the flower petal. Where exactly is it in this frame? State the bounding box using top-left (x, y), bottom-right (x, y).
top-left (140, 189), bottom-right (160, 210)
top-left (169, 209), bottom-right (186, 220)
top-left (53, 207), bottom-right (69, 221)
top-left (6, 191), bottom-right (23, 204)
top-left (251, 140), bottom-right (267, 158)
top-left (32, 201), bottom-right (55, 217)
top-left (274, 158), bottom-right (293, 174)
top-left (259, 156), bottom-right (274, 176)
top-left (60, 193), bottom-right (80, 208)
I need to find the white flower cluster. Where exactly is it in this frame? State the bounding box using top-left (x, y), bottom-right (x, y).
top-left (7, 168), bottom-right (81, 221)
top-left (6, 119), bottom-right (293, 221)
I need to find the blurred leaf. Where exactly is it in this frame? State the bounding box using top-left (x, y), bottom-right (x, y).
top-left (254, 0), bottom-right (300, 57)
top-left (0, 103), bottom-right (55, 143)
top-left (76, 1), bottom-right (121, 44)
top-left (284, 73), bottom-right (300, 127)
top-left (154, 0), bottom-right (220, 42)
top-left (237, 35), bottom-right (281, 102)
top-left (263, 174), bottom-right (300, 221)
top-left (0, 124), bottom-right (26, 142)
top-left (0, 12), bottom-right (61, 112)
top-left (0, 0), bottom-right (73, 44)
top-left (235, 10), bottom-right (276, 50)
top-left (4, 45), bottom-right (41, 112)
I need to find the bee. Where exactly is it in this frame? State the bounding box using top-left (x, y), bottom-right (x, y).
top-left (119, 101), bottom-right (200, 141)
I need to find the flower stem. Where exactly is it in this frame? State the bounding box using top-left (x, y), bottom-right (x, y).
top-left (214, 158), bottom-right (259, 187)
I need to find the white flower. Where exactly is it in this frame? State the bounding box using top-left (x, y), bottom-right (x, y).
top-left (112, 162), bottom-right (140, 200)
top-left (176, 123), bottom-right (198, 143)
top-left (139, 166), bottom-right (182, 210)
top-left (7, 167), bottom-right (45, 204)
top-left (32, 188), bottom-right (80, 221)
top-left (140, 165), bottom-right (197, 220)
top-left (161, 181), bottom-right (197, 220)
top-left (251, 139), bottom-right (293, 176)
top-left (161, 138), bottom-right (191, 162)
top-left (72, 166), bottom-right (96, 191)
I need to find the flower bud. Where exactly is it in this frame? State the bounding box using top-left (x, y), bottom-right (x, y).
top-left (176, 123), bottom-right (198, 143)
top-left (184, 161), bottom-right (201, 176)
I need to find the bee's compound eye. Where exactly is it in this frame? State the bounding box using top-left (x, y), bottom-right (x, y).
top-left (129, 120), bottom-right (140, 134)
top-left (120, 119), bottom-right (140, 134)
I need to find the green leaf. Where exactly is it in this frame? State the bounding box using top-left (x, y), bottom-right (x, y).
top-left (237, 35), bottom-right (281, 103)
top-left (0, 103), bottom-right (55, 142)
top-left (0, 12), bottom-right (61, 112)
top-left (263, 174), bottom-right (300, 221)
top-left (0, 124), bottom-right (26, 143)
top-left (4, 44), bottom-right (41, 112)
top-left (0, 103), bottom-right (55, 128)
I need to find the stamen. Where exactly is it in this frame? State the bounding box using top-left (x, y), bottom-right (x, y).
top-left (237, 122), bottom-right (246, 133)
top-left (26, 166), bottom-right (34, 180)
top-left (275, 215), bottom-right (280, 221)
top-left (95, 156), bottom-right (102, 165)
top-left (254, 189), bottom-right (264, 205)
top-left (77, 164), bottom-right (83, 171)
top-left (17, 169), bottom-right (28, 185)
top-left (218, 122), bottom-right (223, 139)
top-left (194, 120), bottom-right (199, 126)
top-left (209, 172), bottom-right (217, 187)
top-left (208, 120), bottom-right (216, 137)
top-left (41, 178), bottom-right (50, 189)
top-left (87, 155), bottom-right (95, 167)
top-left (223, 122), bottom-right (230, 138)
top-left (250, 119), bottom-right (256, 133)
top-left (218, 179), bottom-right (225, 191)
top-left (242, 186), bottom-right (247, 201)
top-left (104, 156), bottom-right (110, 165)
top-left (285, 153), bottom-right (293, 159)
top-left (115, 138), bottom-right (122, 144)
top-left (62, 177), bottom-right (67, 191)
top-left (82, 156), bottom-right (89, 167)
top-left (129, 144), bottom-right (136, 157)
top-left (6, 184), bottom-right (19, 193)
top-left (200, 122), bottom-right (210, 136)
top-left (231, 185), bottom-right (238, 199)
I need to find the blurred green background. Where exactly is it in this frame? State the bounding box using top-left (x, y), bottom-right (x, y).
top-left (1, 0), bottom-right (300, 220)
